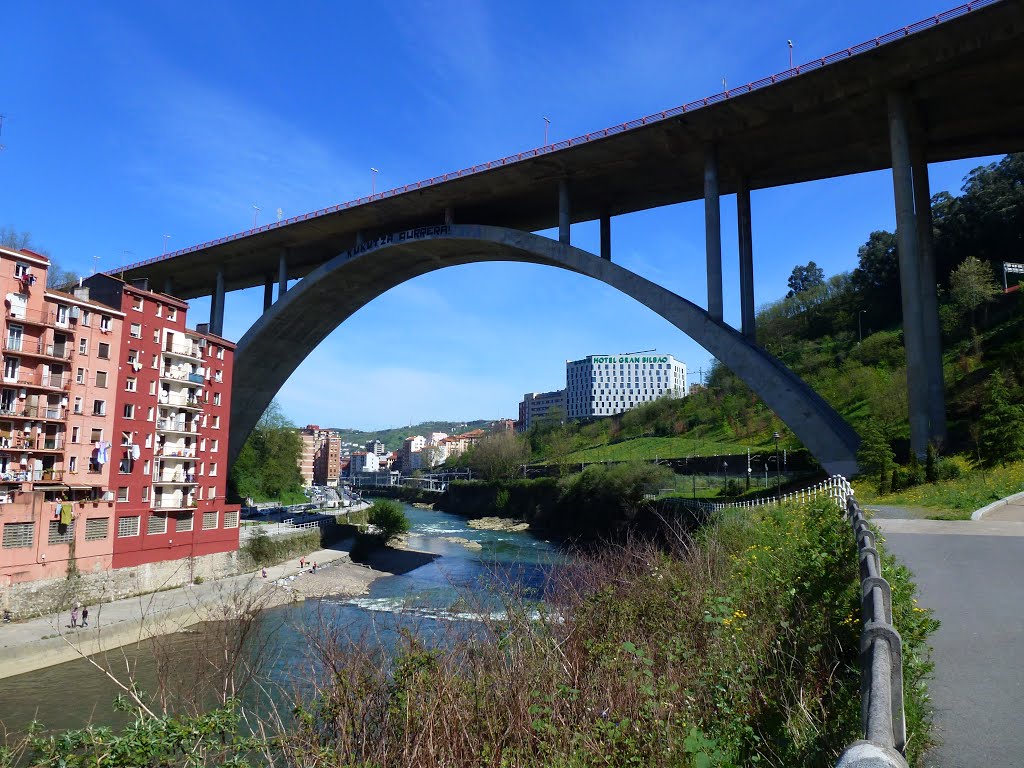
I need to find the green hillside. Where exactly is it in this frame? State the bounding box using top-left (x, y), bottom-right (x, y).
top-left (329, 420), bottom-right (495, 452)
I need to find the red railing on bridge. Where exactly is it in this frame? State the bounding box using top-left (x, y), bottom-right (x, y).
top-left (107, 0), bottom-right (999, 276)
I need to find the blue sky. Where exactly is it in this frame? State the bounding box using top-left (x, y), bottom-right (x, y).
top-left (0, 1), bottom-right (998, 431)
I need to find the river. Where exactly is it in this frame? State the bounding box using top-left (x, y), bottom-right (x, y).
top-left (0, 502), bottom-right (561, 734)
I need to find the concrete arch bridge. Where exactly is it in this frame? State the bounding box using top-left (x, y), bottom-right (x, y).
top-left (229, 225), bottom-right (860, 475)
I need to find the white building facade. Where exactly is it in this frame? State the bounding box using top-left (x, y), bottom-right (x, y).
top-left (565, 352), bottom-right (687, 418)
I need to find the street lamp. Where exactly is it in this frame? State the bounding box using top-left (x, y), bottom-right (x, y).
top-left (543, 116), bottom-right (551, 145)
top-left (162, 234), bottom-right (171, 255)
top-left (721, 461), bottom-right (728, 497)
top-left (858, 309), bottom-right (867, 343)
top-left (252, 204), bottom-right (261, 228)
top-left (773, 431), bottom-right (782, 501)
top-left (370, 167), bottom-right (379, 195)
top-left (788, 39), bottom-right (794, 69)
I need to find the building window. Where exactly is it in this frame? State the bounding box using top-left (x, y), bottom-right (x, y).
top-left (149, 381), bottom-right (156, 395)
top-left (202, 511), bottom-right (218, 530)
top-left (142, 486), bottom-right (150, 501)
top-left (126, 377), bottom-right (136, 392)
top-left (84, 517), bottom-right (109, 541)
top-left (224, 511), bottom-right (239, 529)
top-left (79, 338), bottom-right (87, 355)
top-left (48, 519), bottom-right (75, 545)
top-left (147, 513), bottom-right (167, 535)
top-left (117, 486), bottom-right (129, 502)
top-left (117, 516), bottom-right (140, 537)
top-left (73, 397), bottom-right (82, 415)
top-left (147, 406), bottom-right (154, 421)
top-left (152, 329), bottom-right (159, 343)
top-left (208, 486), bottom-right (216, 500)
top-left (95, 370), bottom-right (107, 388)
top-left (127, 350), bottom-right (138, 366)
top-left (76, 368), bottom-right (85, 384)
top-left (213, 393), bottom-right (221, 406)
top-left (121, 431), bottom-right (132, 446)
top-left (2, 521), bottom-right (34, 548)
top-left (212, 415), bottom-right (220, 429)
top-left (81, 310), bottom-right (90, 327)
top-left (209, 462), bottom-right (217, 477)
top-left (97, 342), bottom-right (110, 359)
top-left (176, 513), bottom-right (193, 532)
top-left (145, 433), bottom-right (152, 448)
top-left (143, 459), bottom-right (150, 475)
top-left (167, 307), bottom-right (177, 321)
top-left (4, 357), bottom-right (19, 381)
top-left (216, 347), bottom-right (224, 360)
top-left (123, 403), bottom-right (134, 419)
top-left (132, 296), bottom-right (143, 312)
top-left (90, 428), bottom-right (102, 444)
top-left (92, 400), bottom-right (106, 416)
top-left (155, 303), bottom-right (162, 317)
top-left (13, 263), bottom-right (29, 279)
top-left (68, 455), bottom-right (77, 472)
top-left (100, 316), bottom-right (111, 333)
top-left (210, 439), bottom-right (218, 453)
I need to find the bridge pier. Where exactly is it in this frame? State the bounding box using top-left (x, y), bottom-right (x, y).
top-left (737, 175), bottom-right (755, 340)
top-left (211, 268), bottom-right (225, 336)
top-left (278, 248), bottom-right (289, 299)
top-left (600, 211), bottom-right (611, 261)
top-left (558, 180), bottom-right (571, 244)
top-left (887, 91), bottom-right (930, 457)
top-left (263, 275), bottom-right (274, 311)
top-left (162, 277), bottom-right (173, 296)
top-left (911, 147), bottom-right (947, 444)
top-left (704, 145), bottom-right (724, 322)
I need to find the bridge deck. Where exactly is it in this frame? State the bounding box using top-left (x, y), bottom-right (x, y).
top-left (115, 0), bottom-right (1024, 299)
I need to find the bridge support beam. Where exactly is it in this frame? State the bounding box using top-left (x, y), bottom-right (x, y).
top-left (444, 207), bottom-right (454, 226)
top-left (211, 268), bottom-right (225, 336)
top-left (600, 212), bottom-right (611, 261)
top-left (887, 91), bottom-right (929, 457)
top-left (912, 147), bottom-right (947, 444)
top-left (278, 249), bottom-right (289, 299)
top-left (263, 275), bottom-right (274, 312)
top-left (737, 175), bottom-right (755, 340)
top-left (558, 180), bottom-right (571, 245)
top-left (704, 145), bottom-right (724, 322)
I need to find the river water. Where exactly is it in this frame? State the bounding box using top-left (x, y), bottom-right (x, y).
top-left (0, 503), bottom-right (562, 733)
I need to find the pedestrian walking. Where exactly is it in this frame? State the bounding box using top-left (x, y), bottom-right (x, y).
top-left (299, 556), bottom-right (305, 569)
top-left (261, 567), bottom-right (267, 578)
top-left (81, 606), bottom-right (89, 627)
top-left (70, 605), bottom-right (79, 628)
top-left (312, 561), bottom-right (318, 573)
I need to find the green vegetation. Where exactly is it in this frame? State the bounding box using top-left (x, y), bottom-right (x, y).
top-left (229, 400), bottom-right (304, 504)
top-left (332, 420), bottom-right (493, 452)
top-left (239, 525), bottom-right (341, 570)
top-left (366, 500), bottom-right (410, 544)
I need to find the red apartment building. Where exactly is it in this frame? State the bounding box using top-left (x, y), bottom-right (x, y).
top-left (82, 274), bottom-right (239, 569)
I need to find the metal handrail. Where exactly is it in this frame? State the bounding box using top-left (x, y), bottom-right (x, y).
top-left (107, 0), bottom-right (998, 276)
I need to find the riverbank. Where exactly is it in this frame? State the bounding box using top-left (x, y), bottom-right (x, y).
top-left (0, 541), bottom-right (430, 681)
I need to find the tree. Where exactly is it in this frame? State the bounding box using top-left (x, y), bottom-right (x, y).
top-left (367, 500), bottom-right (410, 544)
top-left (465, 431), bottom-right (531, 481)
top-left (228, 400), bottom-right (303, 502)
top-left (856, 419), bottom-right (894, 493)
top-left (1, 227), bottom-right (80, 288)
top-left (949, 256), bottom-right (999, 331)
top-left (978, 370), bottom-right (1024, 467)
top-left (786, 261), bottom-right (825, 296)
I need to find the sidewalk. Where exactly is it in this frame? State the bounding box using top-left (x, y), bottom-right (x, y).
top-left (0, 544), bottom-right (370, 680)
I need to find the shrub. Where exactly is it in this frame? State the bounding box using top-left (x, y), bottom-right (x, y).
top-left (367, 500), bottom-right (410, 544)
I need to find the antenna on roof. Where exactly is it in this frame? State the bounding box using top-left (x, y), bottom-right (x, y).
top-left (91, 255), bottom-right (100, 275)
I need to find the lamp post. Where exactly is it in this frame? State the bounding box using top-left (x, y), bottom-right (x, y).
top-left (543, 116), bottom-right (550, 145)
top-left (788, 39), bottom-right (794, 69)
top-left (252, 204), bottom-right (261, 228)
top-left (370, 167), bottom-right (379, 195)
top-left (858, 309), bottom-right (867, 343)
top-left (721, 461), bottom-right (728, 497)
top-left (773, 431), bottom-right (781, 500)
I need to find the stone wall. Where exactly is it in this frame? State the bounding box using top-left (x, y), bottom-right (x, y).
top-left (2, 550), bottom-right (239, 618)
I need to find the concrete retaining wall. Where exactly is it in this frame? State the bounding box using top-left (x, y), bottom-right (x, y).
top-left (2, 550), bottom-right (239, 618)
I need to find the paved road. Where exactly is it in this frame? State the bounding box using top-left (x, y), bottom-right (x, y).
top-left (870, 507), bottom-right (1024, 767)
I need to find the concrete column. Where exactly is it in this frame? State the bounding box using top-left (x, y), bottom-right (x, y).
top-left (355, 231), bottom-right (365, 247)
top-left (704, 145), bottom-right (724, 322)
top-left (911, 146), bottom-right (947, 444)
top-left (600, 212), bottom-right (611, 261)
top-left (444, 207), bottom-right (454, 226)
top-left (558, 179), bottom-right (571, 245)
top-left (887, 91), bottom-right (929, 458)
top-left (211, 268), bottom-right (225, 337)
top-left (737, 175), bottom-right (755, 340)
top-left (278, 248), bottom-right (288, 298)
top-left (263, 275), bottom-right (274, 311)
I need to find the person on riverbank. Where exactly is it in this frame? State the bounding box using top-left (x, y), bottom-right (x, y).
top-left (70, 605), bottom-right (79, 628)
top-left (261, 567), bottom-right (267, 578)
top-left (299, 556), bottom-right (305, 569)
top-left (312, 561), bottom-right (317, 573)
top-left (81, 607), bottom-right (89, 628)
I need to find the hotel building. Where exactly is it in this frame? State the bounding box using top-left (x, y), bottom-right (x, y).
top-left (565, 352), bottom-right (687, 419)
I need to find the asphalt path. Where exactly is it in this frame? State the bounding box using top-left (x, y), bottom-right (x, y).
top-left (871, 511), bottom-right (1024, 766)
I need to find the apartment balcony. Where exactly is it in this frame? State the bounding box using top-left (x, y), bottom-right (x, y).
top-left (0, 404), bottom-right (67, 421)
top-left (163, 342), bottom-right (202, 360)
top-left (5, 307), bottom-right (64, 328)
top-left (156, 447), bottom-right (197, 459)
top-left (12, 371), bottom-right (71, 392)
top-left (0, 468), bottom-right (65, 484)
top-left (156, 420), bottom-right (199, 435)
top-left (3, 338), bottom-right (74, 361)
top-left (158, 395), bottom-right (203, 411)
top-left (160, 368), bottom-right (205, 385)
top-left (0, 436), bottom-right (65, 452)
top-left (154, 474), bottom-right (198, 486)
top-left (152, 498), bottom-right (196, 511)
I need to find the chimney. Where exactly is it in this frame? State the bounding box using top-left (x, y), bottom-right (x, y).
top-left (196, 322), bottom-right (210, 334)
top-left (74, 286), bottom-right (90, 301)
top-left (131, 278), bottom-right (150, 291)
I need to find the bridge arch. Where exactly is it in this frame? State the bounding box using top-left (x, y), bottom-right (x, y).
top-left (229, 225), bottom-right (860, 475)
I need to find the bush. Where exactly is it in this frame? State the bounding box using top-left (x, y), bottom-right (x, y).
top-left (367, 500), bottom-right (410, 544)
